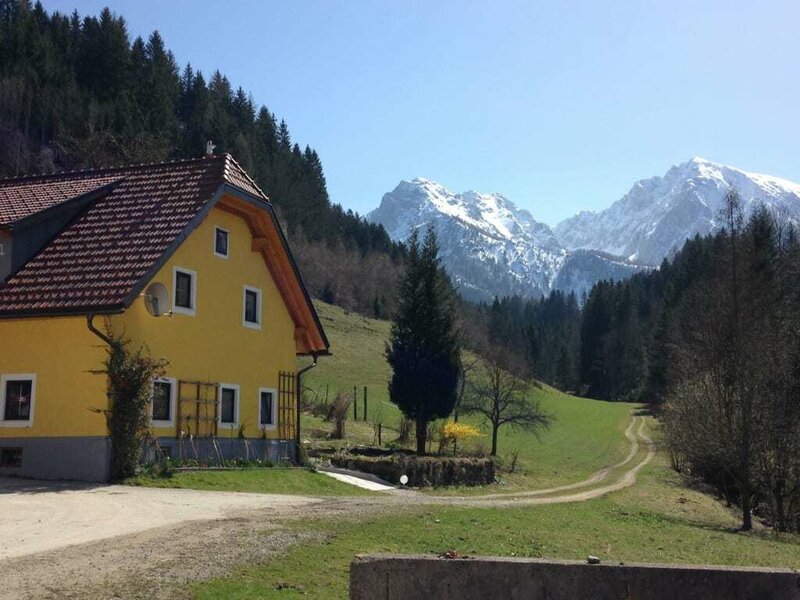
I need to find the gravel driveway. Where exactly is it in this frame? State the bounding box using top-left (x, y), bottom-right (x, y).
top-left (0, 477), bottom-right (322, 560)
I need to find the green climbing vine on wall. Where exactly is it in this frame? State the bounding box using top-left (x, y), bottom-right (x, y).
top-left (92, 324), bottom-right (167, 480)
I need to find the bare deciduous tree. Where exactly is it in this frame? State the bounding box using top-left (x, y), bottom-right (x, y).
top-left (454, 354), bottom-right (479, 422)
top-left (462, 348), bottom-right (552, 456)
top-left (662, 192), bottom-right (800, 531)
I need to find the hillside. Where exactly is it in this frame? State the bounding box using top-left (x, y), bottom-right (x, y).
top-left (300, 301), bottom-right (636, 491)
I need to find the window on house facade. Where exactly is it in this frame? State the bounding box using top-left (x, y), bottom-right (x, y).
top-left (173, 267), bottom-right (197, 315)
top-left (259, 388), bottom-right (277, 428)
top-left (219, 385), bottom-right (238, 426)
top-left (214, 227), bottom-right (229, 258)
top-left (152, 379), bottom-right (175, 424)
top-left (243, 286), bottom-right (262, 329)
top-left (1, 375), bottom-right (36, 426)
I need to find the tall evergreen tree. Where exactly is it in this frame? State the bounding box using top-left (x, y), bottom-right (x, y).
top-left (386, 229), bottom-right (461, 454)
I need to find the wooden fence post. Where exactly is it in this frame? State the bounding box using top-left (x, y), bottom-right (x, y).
top-left (378, 423), bottom-right (382, 446)
top-left (363, 386), bottom-right (368, 421)
top-left (353, 385), bottom-right (358, 421)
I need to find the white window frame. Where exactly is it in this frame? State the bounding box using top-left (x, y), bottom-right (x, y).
top-left (0, 374), bottom-right (36, 428)
top-left (258, 387), bottom-right (278, 431)
top-left (172, 267), bottom-right (197, 316)
top-left (213, 226), bottom-right (229, 259)
top-left (217, 383), bottom-right (240, 430)
top-left (151, 377), bottom-right (177, 428)
top-left (242, 285), bottom-right (262, 330)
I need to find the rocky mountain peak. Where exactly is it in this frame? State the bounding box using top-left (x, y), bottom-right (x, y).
top-left (368, 178), bottom-right (642, 301)
top-left (555, 158), bottom-right (800, 264)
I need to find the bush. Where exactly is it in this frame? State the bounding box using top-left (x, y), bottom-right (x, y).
top-left (438, 421), bottom-right (481, 454)
top-left (331, 453), bottom-right (495, 487)
top-left (329, 391), bottom-right (352, 439)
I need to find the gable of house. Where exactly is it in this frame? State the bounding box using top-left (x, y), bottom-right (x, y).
top-left (0, 154), bottom-right (328, 355)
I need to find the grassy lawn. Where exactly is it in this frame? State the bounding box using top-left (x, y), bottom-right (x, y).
top-left (301, 301), bottom-right (636, 492)
top-left (192, 453), bottom-right (800, 599)
top-left (303, 301), bottom-right (393, 410)
top-left (431, 389), bottom-right (635, 494)
top-left (126, 467), bottom-right (374, 497)
top-left (158, 304), bottom-right (800, 598)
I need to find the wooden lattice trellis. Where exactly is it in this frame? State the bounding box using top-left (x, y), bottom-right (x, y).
top-left (176, 380), bottom-right (219, 438)
top-left (278, 371), bottom-right (296, 440)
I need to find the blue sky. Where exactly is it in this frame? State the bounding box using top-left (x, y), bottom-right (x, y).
top-left (46, 0), bottom-right (800, 225)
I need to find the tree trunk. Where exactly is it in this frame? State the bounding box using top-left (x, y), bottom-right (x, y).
top-left (741, 481), bottom-right (753, 531)
top-left (416, 419), bottom-right (427, 455)
top-left (491, 424), bottom-right (499, 456)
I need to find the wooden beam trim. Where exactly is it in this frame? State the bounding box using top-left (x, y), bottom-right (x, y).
top-left (220, 193), bottom-right (327, 352)
top-left (251, 236), bottom-right (269, 251)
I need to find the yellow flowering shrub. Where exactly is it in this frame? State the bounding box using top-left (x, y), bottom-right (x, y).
top-left (439, 421), bottom-right (481, 454)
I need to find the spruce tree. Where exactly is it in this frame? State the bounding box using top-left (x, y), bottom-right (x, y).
top-left (386, 228), bottom-right (461, 454)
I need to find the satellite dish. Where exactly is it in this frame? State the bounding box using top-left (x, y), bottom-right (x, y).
top-left (144, 282), bottom-right (170, 317)
top-left (400, 474), bottom-right (409, 486)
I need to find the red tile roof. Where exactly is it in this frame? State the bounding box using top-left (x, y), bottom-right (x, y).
top-left (0, 154), bottom-right (269, 315)
top-left (0, 176), bottom-right (123, 226)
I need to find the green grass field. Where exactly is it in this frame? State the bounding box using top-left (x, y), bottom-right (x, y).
top-left (302, 301), bottom-right (635, 492)
top-left (303, 301), bottom-right (393, 408)
top-left (127, 467), bottom-right (374, 496)
top-left (191, 452), bottom-right (800, 599)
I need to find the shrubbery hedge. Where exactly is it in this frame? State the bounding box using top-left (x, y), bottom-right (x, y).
top-left (331, 453), bottom-right (495, 487)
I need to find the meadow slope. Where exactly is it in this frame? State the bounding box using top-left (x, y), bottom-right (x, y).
top-left (301, 301), bottom-right (636, 492)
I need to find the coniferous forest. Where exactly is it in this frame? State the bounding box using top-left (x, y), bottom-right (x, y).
top-left (0, 0), bottom-right (404, 317)
top-left (478, 203), bottom-right (800, 403)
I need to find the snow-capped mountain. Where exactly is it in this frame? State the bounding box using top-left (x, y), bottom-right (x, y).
top-left (368, 178), bottom-right (644, 301)
top-left (368, 159), bottom-right (800, 301)
top-left (556, 157), bottom-right (800, 265)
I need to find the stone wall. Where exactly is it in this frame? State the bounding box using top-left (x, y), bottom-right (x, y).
top-left (331, 454), bottom-right (495, 487)
top-left (350, 554), bottom-right (800, 600)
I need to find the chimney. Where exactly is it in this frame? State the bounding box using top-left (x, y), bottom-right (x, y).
top-left (205, 140), bottom-right (216, 158)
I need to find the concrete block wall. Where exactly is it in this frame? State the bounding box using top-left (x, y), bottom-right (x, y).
top-left (350, 554), bottom-right (800, 600)
top-left (0, 436), bottom-right (112, 482)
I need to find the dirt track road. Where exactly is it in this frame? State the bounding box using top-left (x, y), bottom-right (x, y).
top-left (0, 416), bottom-right (654, 599)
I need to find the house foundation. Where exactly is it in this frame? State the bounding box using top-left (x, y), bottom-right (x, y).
top-left (0, 436), bottom-right (112, 482)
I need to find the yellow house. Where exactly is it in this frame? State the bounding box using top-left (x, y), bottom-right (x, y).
top-left (0, 154), bottom-right (329, 481)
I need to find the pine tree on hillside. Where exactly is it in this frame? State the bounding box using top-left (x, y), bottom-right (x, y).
top-left (386, 228), bottom-right (461, 454)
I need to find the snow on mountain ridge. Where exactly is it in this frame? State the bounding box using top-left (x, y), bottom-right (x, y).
top-left (555, 158), bottom-right (800, 265)
top-left (385, 178), bottom-right (559, 247)
top-left (368, 178), bottom-right (642, 301)
top-left (686, 157), bottom-right (800, 196)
